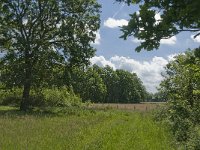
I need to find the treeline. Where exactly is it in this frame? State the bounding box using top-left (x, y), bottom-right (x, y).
top-left (66, 65), bottom-right (148, 103)
top-left (0, 62), bottom-right (148, 105)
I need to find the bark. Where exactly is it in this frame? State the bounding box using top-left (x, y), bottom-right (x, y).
top-left (20, 80), bottom-right (31, 111)
top-left (20, 51), bottom-right (32, 111)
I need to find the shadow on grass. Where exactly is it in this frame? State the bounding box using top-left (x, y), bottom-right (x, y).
top-left (0, 106), bottom-right (60, 118)
top-left (0, 105), bottom-right (97, 118)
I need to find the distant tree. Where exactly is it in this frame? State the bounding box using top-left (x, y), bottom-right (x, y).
top-left (100, 66), bottom-right (120, 103)
top-left (147, 91), bottom-right (167, 102)
top-left (116, 69), bottom-right (144, 103)
top-left (67, 65), bottom-right (148, 103)
top-left (116, 0), bottom-right (200, 51)
top-left (85, 67), bottom-right (107, 102)
top-left (0, 0), bottom-right (101, 111)
top-left (66, 66), bottom-right (107, 103)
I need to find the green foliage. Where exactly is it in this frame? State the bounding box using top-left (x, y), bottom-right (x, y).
top-left (0, 0), bottom-right (101, 110)
top-left (146, 91), bottom-right (167, 102)
top-left (67, 66), bottom-right (107, 102)
top-left (117, 0), bottom-right (200, 51)
top-left (159, 48), bottom-right (200, 149)
top-left (115, 69), bottom-right (145, 103)
top-left (0, 106), bottom-right (176, 149)
top-left (0, 87), bottom-right (82, 107)
top-left (0, 87), bottom-right (22, 106)
top-left (66, 65), bottom-right (149, 103)
top-left (97, 65), bottom-right (120, 103)
top-left (42, 87), bottom-right (82, 107)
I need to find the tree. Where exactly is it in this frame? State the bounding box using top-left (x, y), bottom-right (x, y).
top-left (66, 65), bottom-right (148, 103)
top-left (146, 91), bottom-right (167, 102)
top-left (116, 0), bottom-right (200, 51)
top-left (68, 66), bottom-right (107, 102)
top-left (100, 66), bottom-right (120, 103)
top-left (0, 0), bottom-right (101, 111)
top-left (116, 69), bottom-right (145, 103)
top-left (159, 48), bottom-right (200, 148)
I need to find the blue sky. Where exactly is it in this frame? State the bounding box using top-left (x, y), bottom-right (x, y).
top-left (90, 0), bottom-right (200, 93)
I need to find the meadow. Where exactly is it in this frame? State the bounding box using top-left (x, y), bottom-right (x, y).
top-left (0, 106), bottom-right (179, 150)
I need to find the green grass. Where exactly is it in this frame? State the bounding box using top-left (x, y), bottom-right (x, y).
top-left (0, 106), bottom-right (177, 150)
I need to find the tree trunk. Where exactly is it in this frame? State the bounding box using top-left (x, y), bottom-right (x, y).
top-left (20, 53), bottom-right (32, 111)
top-left (20, 81), bottom-right (31, 111)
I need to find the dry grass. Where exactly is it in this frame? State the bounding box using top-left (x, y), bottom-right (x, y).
top-left (90, 102), bottom-right (165, 111)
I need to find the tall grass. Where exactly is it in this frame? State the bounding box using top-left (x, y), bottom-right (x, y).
top-left (0, 106), bottom-right (177, 150)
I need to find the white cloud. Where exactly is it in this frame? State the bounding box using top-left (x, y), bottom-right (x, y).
top-left (90, 56), bottom-right (116, 69)
top-left (191, 34), bottom-right (200, 43)
top-left (91, 30), bottom-right (101, 45)
top-left (155, 13), bottom-right (161, 21)
top-left (154, 13), bottom-right (161, 25)
top-left (104, 17), bottom-right (128, 28)
top-left (90, 55), bottom-right (173, 93)
top-left (94, 31), bottom-right (101, 45)
top-left (160, 36), bottom-right (177, 45)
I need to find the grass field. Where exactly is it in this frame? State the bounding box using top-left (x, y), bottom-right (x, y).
top-left (0, 106), bottom-right (177, 150)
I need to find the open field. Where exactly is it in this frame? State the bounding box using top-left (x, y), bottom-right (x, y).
top-left (0, 106), bottom-right (177, 150)
top-left (90, 102), bottom-right (165, 111)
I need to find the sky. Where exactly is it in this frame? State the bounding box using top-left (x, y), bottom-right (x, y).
top-left (90, 0), bottom-right (200, 93)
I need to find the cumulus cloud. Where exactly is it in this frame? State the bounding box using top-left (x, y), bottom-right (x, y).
top-left (90, 55), bottom-right (173, 93)
top-left (90, 56), bottom-right (116, 69)
top-left (191, 34), bottom-right (200, 43)
top-left (91, 30), bottom-right (101, 45)
top-left (104, 17), bottom-right (128, 28)
top-left (160, 36), bottom-right (177, 45)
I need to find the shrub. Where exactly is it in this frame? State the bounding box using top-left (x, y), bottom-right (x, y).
top-left (0, 87), bottom-right (82, 107)
top-left (0, 88), bottom-right (22, 106)
top-left (41, 87), bottom-right (82, 107)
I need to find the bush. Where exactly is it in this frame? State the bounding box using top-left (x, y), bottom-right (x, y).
top-left (0, 88), bottom-right (22, 106)
top-left (41, 87), bottom-right (82, 107)
top-left (0, 87), bottom-right (82, 107)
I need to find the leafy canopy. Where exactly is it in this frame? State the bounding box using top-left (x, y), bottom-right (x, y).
top-left (0, 0), bottom-right (101, 88)
top-left (0, 0), bottom-right (101, 110)
top-left (117, 0), bottom-right (200, 51)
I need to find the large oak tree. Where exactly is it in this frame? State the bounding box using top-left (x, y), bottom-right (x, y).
top-left (0, 0), bottom-right (101, 111)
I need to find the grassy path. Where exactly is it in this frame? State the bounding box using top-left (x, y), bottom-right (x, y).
top-left (0, 106), bottom-right (176, 150)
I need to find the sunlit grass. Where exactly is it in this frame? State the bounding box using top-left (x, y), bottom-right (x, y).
top-left (0, 106), bottom-right (177, 150)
